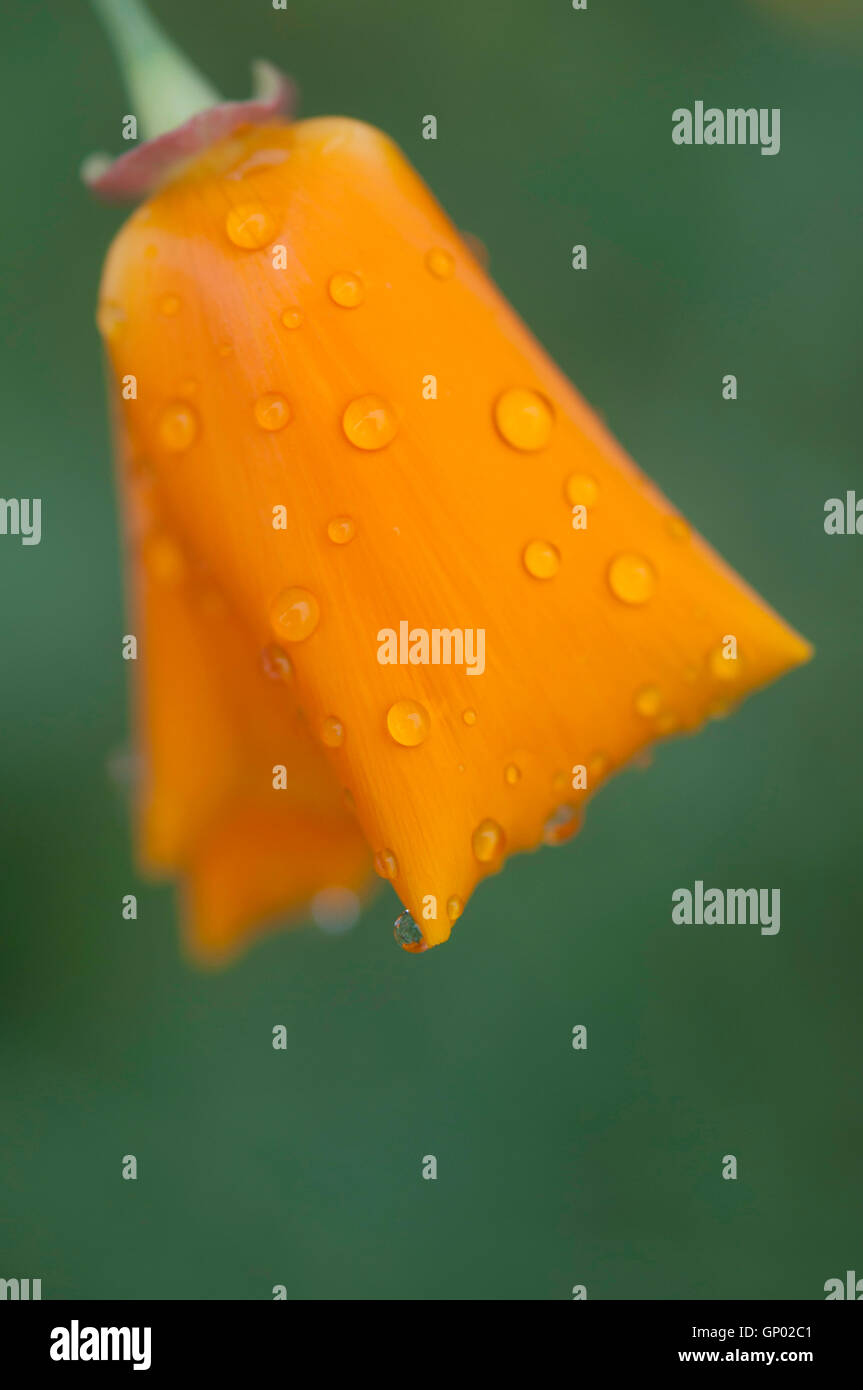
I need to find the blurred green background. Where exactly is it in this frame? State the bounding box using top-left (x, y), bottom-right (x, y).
top-left (1, 0), bottom-right (861, 1300)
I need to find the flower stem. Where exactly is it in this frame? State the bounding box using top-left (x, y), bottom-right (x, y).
top-left (91, 0), bottom-right (222, 140)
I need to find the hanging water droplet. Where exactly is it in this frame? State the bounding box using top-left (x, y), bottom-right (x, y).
top-left (394, 909), bottom-right (425, 952)
top-left (522, 539), bottom-right (560, 579)
top-left (608, 552), bottom-right (655, 604)
top-left (472, 818), bottom-right (505, 863)
top-left (386, 699), bottom-right (430, 747)
top-left (374, 849), bottom-right (399, 880)
top-left (543, 804), bottom-right (580, 846)
top-left (327, 516), bottom-right (356, 545)
top-left (158, 402), bottom-right (198, 453)
top-left (425, 247), bottom-right (454, 279)
top-left (494, 387), bottom-right (553, 451)
top-left (269, 587), bottom-right (320, 642)
top-left (342, 394), bottom-right (398, 450)
top-left (225, 202), bottom-right (276, 249)
top-left (328, 271), bottom-right (364, 307)
top-left (254, 393), bottom-right (291, 431)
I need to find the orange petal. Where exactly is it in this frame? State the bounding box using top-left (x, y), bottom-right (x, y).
top-left (99, 118), bottom-right (811, 952)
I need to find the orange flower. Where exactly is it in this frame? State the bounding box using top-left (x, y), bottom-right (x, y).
top-left (94, 25), bottom-right (810, 958)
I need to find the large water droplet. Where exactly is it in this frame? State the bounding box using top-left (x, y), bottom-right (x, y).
top-left (494, 388), bottom-right (553, 451)
top-left (472, 818), bottom-right (505, 863)
top-left (374, 849), bottom-right (399, 880)
top-left (225, 202), bottom-right (276, 249)
top-left (608, 552), bottom-right (655, 604)
top-left (342, 394), bottom-right (398, 450)
top-left (328, 271), bottom-right (364, 307)
top-left (523, 539), bottom-right (560, 579)
top-left (394, 909), bottom-right (425, 952)
top-left (386, 699), bottom-right (430, 747)
top-left (158, 402), bottom-right (198, 453)
top-left (269, 587), bottom-right (320, 642)
top-left (254, 393), bottom-right (291, 431)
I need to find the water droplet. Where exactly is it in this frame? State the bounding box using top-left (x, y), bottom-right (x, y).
top-left (225, 202), bottom-right (276, 249)
top-left (425, 247), bottom-right (454, 279)
top-left (472, 817), bottom-right (505, 863)
top-left (634, 685), bottom-right (661, 717)
top-left (543, 804), bottom-right (580, 846)
top-left (386, 699), bottom-right (430, 747)
top-left (394, 909), bottom-right (425, 952)
top-left (158, 294), bottom-right (180, 316)
top-left (374, 849), bottom-right (399, 880)
top-left (328, 271), bottom-right (364, 307)
top-left (446, 895), bottom-right (464, 923)
top-left (261, 644), bottom-right (293, 681)
top-left (320, 715), bottom-right (345, 748)
top-left (565, 472), bottom-right (598, 507)
top-left (342, 394), bottom-right (398, 450)
top-left (254, 393), bottom-right (291, 431)
top-left (269, 587), bottom-right (320, 642)
top-left (280, 308), bottom-right (302, 329)
top-left (709, 646), bottom-right (741, 681)
top-left (608, 552), bottom-right (655, 604)
top-left (667, 515), bottom-right (690, 541)
top-left (504, 762), bottom-right (521, 785)
top-left (494, 387), bottom-right (553, 451)
top-left (158, 402), bottom-right (198, 453)
top-left (143, 534), bottom-right (184, 584)
top-left (327, 516), bottom-right (355, 545)
top-left (462, 708), bottom-right (477, 726)
top-left (96, 300), bottom-right (125, 339)
top-left (523, 539), bottom-right (560, 579)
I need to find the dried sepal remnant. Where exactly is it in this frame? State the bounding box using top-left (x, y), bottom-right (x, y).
top-left (99, 116), bottom-right (811, 955)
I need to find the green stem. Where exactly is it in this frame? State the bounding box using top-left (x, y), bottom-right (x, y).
top-left (91, 0), bottom-right (222, 140)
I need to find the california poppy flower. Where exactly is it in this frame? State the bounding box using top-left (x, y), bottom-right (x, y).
top-left (91, 2), bottom-right (811, 958)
